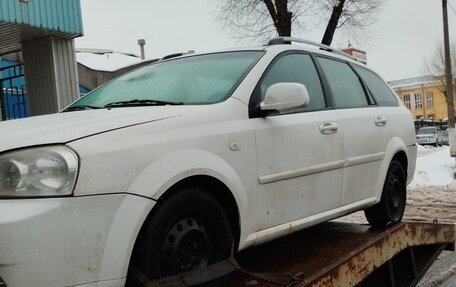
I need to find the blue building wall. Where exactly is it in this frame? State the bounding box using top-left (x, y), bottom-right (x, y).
top-left (0, 0), bottom-right (83, 35)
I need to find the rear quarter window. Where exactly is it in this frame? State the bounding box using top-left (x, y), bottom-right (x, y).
top-left (352, 65), bottom-right (399, 107)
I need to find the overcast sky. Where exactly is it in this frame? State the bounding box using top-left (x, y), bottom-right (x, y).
top-left (75, 0), bottom-right (456, 81)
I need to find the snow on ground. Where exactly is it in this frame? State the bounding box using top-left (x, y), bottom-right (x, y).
top-left (405, 145), bottom-right (455, 225)
top-left (410, 145), bottom-right (456, 188)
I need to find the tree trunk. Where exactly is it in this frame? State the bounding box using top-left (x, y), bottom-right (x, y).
top-left (263, 0), bottom-right (292, 37)
top-left (275, 0), bottom-right (292, 36)
top-left (321, 0), bottom-right (346, 45)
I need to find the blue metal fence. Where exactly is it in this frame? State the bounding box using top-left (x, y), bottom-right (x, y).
top-left (1, 59), bottom-right (91, 120)
top-left (0, 61), bottom-right (28, 120)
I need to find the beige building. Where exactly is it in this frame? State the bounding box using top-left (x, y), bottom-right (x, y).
top-left (389, 76), bottom-right (448, 122)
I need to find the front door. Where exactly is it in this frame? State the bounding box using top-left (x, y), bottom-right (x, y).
top-left (251, 53), bottom-right (344, 231)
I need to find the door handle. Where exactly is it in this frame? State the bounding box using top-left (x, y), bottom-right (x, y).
top-left (374, 116), bottom-right (387, 127)
top-left (320, 122), bottom-right (338, 134)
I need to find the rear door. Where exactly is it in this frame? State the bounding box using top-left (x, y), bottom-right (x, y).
top-left (316, 57), bottom-right (390, 206)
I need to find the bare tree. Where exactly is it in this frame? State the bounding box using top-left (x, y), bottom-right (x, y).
top-left (424, 42), bottom-right (456, 93)
top-left (214, 0), bottom-right (312, 40)
top-left (319, 0), bottom-right (384, 45)
top-left (214, 0), bottom-right (384, 45)
top-left (423, 42), bottom-right (456, 125)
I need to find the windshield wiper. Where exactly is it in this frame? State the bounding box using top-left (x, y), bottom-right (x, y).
top-left (103, 99), bottom-right (184, 108)
top-left (63, 105), bottom-right (102, 112)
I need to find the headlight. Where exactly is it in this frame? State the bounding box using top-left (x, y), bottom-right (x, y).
top-left (0, 146), bottom-right (78, 197)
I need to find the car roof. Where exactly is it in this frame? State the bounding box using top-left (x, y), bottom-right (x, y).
top-left (157, 37), bottom-right (386, 79)
top-left (162, 37), bottom-right (364, 66)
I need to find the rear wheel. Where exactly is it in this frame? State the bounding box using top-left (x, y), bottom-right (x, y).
top-left (364, 161), bottom-right (406, 227)
top-left (128, 188), bottom-right (233, 286)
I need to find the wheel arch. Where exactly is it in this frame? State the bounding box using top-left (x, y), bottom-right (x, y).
top-left (391, 150), bottom-right (408, 179)
top-left (156, 175), bottom-right (242, 248)
top-left (126, 149), bottom-right (250, 277)
top-left (374, 138), bottom-right (409, 201)
top-left (127, 174), bottom-right (242, 281)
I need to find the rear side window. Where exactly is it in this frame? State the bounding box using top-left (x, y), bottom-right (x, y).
top-left (317, 57), bottom-right (368, 108)
top-left (352, 65), bottom-right (398, 106)
top-left (260, 54), bottom-right (326, 110)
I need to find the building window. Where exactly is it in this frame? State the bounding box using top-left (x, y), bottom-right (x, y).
top-left (415, 93), bottom-right (422, 110)
top-left (426, 92), bottom-right (434, 108)
top-left (403, 94), bottom-right (411, 109)
top-left (428, 114), bottom-right (435, 119)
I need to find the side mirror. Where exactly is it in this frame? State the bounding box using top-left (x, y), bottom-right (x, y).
top-left (260, 83), bottom-right (310, 113)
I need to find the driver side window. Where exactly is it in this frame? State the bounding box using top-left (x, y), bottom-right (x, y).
top-left (260, 54), bottom-right (326, 111)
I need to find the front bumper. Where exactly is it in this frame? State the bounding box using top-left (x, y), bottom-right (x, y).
top-left (416, 138), bottom-right (436, 145)
top-left (0, 194), bottom-right (154, 287)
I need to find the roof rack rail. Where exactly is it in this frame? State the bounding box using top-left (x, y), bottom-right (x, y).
top-left (159, 50), bottom-right (195, 61)
top-left (266, 37), bottom-right (357, 61)
top-left (160, 52), bottom-right (185, 61)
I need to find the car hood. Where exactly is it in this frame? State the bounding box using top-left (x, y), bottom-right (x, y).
top-left (0, 106), bottom-right (200, 152)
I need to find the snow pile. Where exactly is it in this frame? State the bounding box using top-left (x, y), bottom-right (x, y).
top-left (77, 51), bottom-right (142, 72)
top-left (409, 145), bottom-right (455, 188)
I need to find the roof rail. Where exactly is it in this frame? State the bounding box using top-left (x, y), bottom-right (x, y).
top-left (159, 50), bottom-right (196, 61)
top-left (160, 52), bottom-right (185, 61)
top-left (266, 37), bottom-right (356, 61)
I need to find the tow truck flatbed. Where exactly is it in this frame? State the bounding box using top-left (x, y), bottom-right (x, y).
top-left (132, 221), bottom-right (455, 287)
top-left (228, 221), bottom-right (455, 287)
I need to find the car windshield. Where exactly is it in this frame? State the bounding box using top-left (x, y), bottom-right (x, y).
top-left (67, 51), bottom-right (263, 110)
top-left (417, 127), bottom-right (436, 134)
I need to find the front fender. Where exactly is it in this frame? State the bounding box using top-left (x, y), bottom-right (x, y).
top-left (128, 148), bottom-right (248, 223)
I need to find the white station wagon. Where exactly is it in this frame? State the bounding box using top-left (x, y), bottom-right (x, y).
top-left (0, 38), bottom-right (416, 287)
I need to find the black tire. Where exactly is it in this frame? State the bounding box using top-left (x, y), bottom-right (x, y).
top-left (128, 188), bottom-right (233, 286)
top-left (364, 161), bottom-right (407, 227)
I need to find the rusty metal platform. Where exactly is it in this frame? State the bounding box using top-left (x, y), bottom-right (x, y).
top-left (227, 221), bottom-right (455, 287)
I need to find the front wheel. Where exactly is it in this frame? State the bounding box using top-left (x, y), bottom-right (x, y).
top-left (364, 161), bottom-right (407, 227)
top-left (128, 188), bottom-right (233, 286)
